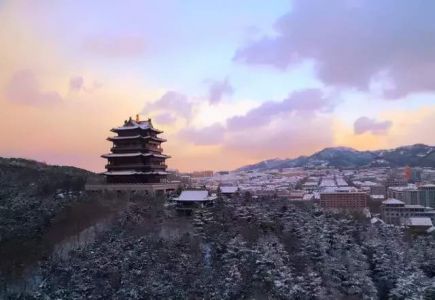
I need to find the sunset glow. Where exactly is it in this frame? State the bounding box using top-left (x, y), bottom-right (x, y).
top-left (1, 1), bottom-right (434, 172)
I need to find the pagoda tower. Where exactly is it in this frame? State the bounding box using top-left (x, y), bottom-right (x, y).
top-left (102, 115), bottom-right (170, 184)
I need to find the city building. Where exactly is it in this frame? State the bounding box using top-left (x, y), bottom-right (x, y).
top-left (103, 116), bottom-right (170, 184)
top-left (388, 185), bottom-right (420, 205)
top-left (419, 184), bottom-right (435, 208)
top-left (320, 189), bottom-right (368, 210)
top-left (370, 194), bottom-right (385, 201)
top-left (387, 184), bottom-right (435, 208)
top-left (421, 169), bottom-right (435, 181)
top-left (190, 170), bottom-right (214, 178)
top-left (381, 198), bottom-right (435, 225)
top-left (384, 171), bottom-right (407, 188)
top-left (302, 181), bottom-right (318, 192)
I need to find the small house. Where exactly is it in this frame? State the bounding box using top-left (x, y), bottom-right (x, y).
top-left (405, 217), bottom-right (433, 233)
top-left (173, 190), bottom-right (217, 214)
top-left (220, 186), bottom-right (239, 198)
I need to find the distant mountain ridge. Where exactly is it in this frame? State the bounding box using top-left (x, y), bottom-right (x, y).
top-left (237, 144), bottom-right (435, 171)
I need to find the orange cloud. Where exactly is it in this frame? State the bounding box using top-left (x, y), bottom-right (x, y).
top-left (333, 105), bottom-right (435, 151)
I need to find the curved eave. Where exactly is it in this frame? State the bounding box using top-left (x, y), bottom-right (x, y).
top-left (101, 153), bottom-right (171, 159)
top-left (111, 127), bottom-right (163, 134)
top-left (104, 171), bottom-right (169, 176)
top-left (107, 136), bottom-right (167, 142)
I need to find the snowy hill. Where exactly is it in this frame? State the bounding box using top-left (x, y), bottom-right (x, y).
top-left (237, 144), bottom-right (435, 171)
top-left (0, 157), bottom-right (93, 241)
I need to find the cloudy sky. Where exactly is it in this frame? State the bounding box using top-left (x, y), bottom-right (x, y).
top-left (0, 0), bottom-right (434, 172)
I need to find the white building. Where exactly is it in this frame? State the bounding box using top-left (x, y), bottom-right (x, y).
top-left (404, 217), bottom-right (433, 233)
top-left (173, 190), bottom-right (217, 212)
top-left (220, 186), bottom-right (239, 197)
top-left (381, 198), bottom-right (435, 225)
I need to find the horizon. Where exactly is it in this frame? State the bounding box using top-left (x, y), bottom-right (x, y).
top-left (1, 1), bottom-right (435, 173)
top-left (1, 142), bottom-right (433, 173)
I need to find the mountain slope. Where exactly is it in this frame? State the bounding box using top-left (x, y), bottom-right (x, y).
top-left (237, 144), bottom-right (435, 171)
top-left (0, 157), bottom-right (94, 242)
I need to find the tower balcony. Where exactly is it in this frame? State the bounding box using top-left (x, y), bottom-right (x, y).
top-left (105, 163), bottom-right (168, 170)
top-left (110, 144), bottom-right (163, 153)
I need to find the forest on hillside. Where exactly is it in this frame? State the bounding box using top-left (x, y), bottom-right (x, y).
top-left (0, 158), bottom-right (92, 242)
top-left (34, 196), bottom-right (435, 300)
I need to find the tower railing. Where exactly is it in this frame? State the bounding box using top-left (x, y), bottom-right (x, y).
top-left (110, 145), bottom-right (163, 152)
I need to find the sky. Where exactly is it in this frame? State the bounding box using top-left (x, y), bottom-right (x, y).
top-left (0, 0), bottom-right (434, 172)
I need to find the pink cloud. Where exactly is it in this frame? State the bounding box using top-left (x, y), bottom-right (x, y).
top-left (154, 112), bottom-right (177, 124)
top-left (178, 123), bottom-right (225, 145)
top-left (208, 78), bottom-right (233, 104)
top-left (235, 0), bottom-right (435, 98)
top-left (69, 76), bottom-right (84, 91)
top-left (354, 117), bottom-right (392, 135)
top-left (143, 91), bottom-right (193, 119)
top-left (176, 114), bottom-right (333, 160)
top-left (225, 116), bottom-right (333, 159)
top-left (4, 70), bottom-right (62, 106)
top-left (175, 88), bottom-right (334, 156)
top-left (68, 76), bottom-right (102, 93)
top-left (227, 88), bottom-right (334, 130)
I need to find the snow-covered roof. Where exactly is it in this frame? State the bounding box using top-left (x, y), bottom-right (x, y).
top-left (382, 198), bottom-right (405, 205)
top-left (406, 217), bottom-right (433, 227)
top-left (101, 152), bottom-right (170, 158)
top-left (302, 193), bottom-right (314, 200)
top-left (407, 204), bottom-right (425, 208)
top-left (104, 171), bottom-right (168, 176)
top-left (321, 187), bottom-right (359, 193)
top-left (107, 135), bottom-right (166, 142)
top-left (371, 217), bottom-right (385, 224)
top-left (420, 184), bottom-right (435, 188)
top-left (112, 120), bottom-right (162, 133)
top-left (220, 186), bottom-right (238, 194)
top-left (174, 190), bottom-right (215, 202)
top-left (362, 181), bottom-right (377, 186)
top-left (389, 185), bottom-right (418, 192)
top-left (108, 135), bottom-right (141, 140)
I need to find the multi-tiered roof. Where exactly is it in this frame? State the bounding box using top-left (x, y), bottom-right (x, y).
top-left (102, 116), bottom-right (170, 184)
